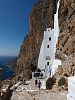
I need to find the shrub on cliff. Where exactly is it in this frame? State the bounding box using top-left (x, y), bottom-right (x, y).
top-left (63, 7), bottom-right (68, 16)
top-left (58, 77), bottom-right (66, 86)
top-left (46, 76), bottom-right (56, 89)
top-left (36, 68), bottom-right (41, 72)
top-left (29, 64), bottom-right (37, 72)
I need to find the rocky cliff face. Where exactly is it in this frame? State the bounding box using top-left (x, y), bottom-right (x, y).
top-left (57, 0), bottom-right (75, 59)
top-left (17, 0), bottom-right (58, 80)
top-left (56, 0), bottom-right (75, 75)
top-left (53, 0), bottom-right (75, 91)
top-left (17, 0), bottom-right (75, 80)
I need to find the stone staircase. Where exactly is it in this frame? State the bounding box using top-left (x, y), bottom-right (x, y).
top-left (30, 78), bottom-right (39, 90)
top-left (11, 78), bottom-right (67, 100)
top-left (30, 78), bottom-right (46, 90)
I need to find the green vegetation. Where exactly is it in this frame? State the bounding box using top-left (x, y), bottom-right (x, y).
top-left (46, 76), bottom-right (56, 90)
top-left (63, 7), bottom-right (68, 16)
top-left (29, 63), bottom-right (37, 72)
top-left (36, 68), bottom-right (41, 72)
top-left (58, 77), bottom-right (66, 86)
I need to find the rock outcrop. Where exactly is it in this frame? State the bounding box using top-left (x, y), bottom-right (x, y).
top-left (54, 0), bottom-right (75, 91)
top-left (57, 0), bottom-right (75, 59)
top-left (55, 0), bottom-right (75, 77)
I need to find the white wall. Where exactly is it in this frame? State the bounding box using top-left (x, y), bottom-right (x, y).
top-left (67, 76), bottom-right (75, 100)
top-left (44, 28), bottom-right (55, 66)
top-left (38, 0), bottom-right (61, 78)
top-left (38, 28), bottom-right (55, 71)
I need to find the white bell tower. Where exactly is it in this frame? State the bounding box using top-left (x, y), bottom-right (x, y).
top-left (38, 0), bottom-right (61, 78)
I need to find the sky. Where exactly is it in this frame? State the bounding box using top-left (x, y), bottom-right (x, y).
top-left (0, 0), bottom-right (36, 56)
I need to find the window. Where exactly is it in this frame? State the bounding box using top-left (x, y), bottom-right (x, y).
top-left (47, 62), bottom-right (49, 65)
top-left (47, 45), bottom-right (49, 48)
top-left (49, 37), bottom-right (51, 41)
top-left (46, 56), bottom-right (50, 60)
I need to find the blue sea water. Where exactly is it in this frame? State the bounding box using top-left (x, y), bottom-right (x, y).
top-left (0, 56), bottom-right (16, 80)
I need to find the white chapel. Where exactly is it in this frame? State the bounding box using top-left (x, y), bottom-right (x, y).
top-left (38, 0), bottom-right (61, 78)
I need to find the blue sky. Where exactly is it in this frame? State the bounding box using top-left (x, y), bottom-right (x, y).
top-left (0, 0), bottom-right (36, 56)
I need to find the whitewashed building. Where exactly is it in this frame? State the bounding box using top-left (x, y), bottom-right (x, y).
top-left (67, 76), bottom-right (75, 100)
top-left (38, 0), bottom-right (61, 78)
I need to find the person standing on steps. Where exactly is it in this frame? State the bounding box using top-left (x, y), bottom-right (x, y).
top-left (38, 80), bottom-right (41, 90)
top-left (35, 79), bottom-right (38, 86)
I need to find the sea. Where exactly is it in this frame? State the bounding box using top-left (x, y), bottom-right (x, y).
top-left (0, 56), bottom-right (16, 80)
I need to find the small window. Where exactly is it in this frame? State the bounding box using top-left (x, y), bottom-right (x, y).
top-left (49, 37), bottom-right (51, 41)
top-left (46, 56), bottom-right (50, 60)
top-left (47, 45), bottom-right (49, 48)
top-left (47, 62), bottom-right (49, 65)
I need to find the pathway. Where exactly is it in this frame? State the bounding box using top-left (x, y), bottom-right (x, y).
top-left (11, 90), bottom-right (67, 100)
top-left (11, 78), bottom-right (67, 100)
